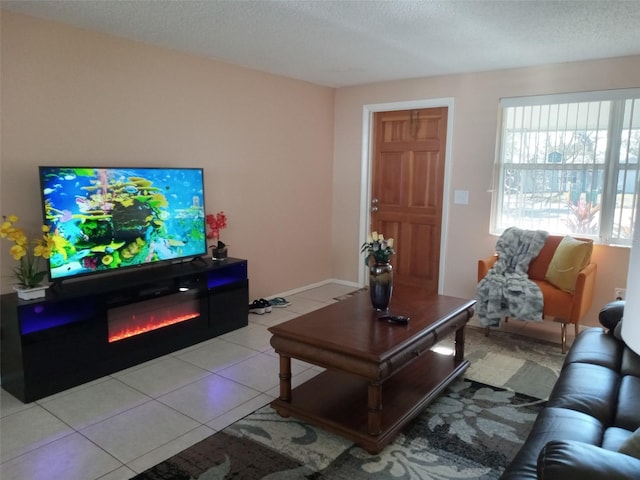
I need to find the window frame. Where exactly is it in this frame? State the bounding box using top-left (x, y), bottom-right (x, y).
top-left (491, 88), bottom-right (640, 246)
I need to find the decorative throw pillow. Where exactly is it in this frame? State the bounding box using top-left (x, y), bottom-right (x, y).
top-left (545, 236), bottom-right (593, 293)
top-left (619, 426), bottom-right (640, 459)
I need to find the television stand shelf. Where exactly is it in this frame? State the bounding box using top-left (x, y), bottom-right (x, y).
top-left (0, 257), bottom-right (249, 403)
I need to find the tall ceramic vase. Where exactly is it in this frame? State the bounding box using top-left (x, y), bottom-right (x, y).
top-left (369, 262), bottom-right (393, 311)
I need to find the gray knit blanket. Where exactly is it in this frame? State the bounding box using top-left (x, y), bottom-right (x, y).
top-left (476, 227), bottom-right (549, 327)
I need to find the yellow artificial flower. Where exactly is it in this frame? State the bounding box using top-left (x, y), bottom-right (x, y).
top-left (34, 243), bottom-right (51, 259)
top-left (0, 221), bottom-right (13, 237)
top-left (1, 214), bottom-right (51, 288)
top-left (360, 232), bottom-right (396, 266)
top-left (10, 229), bottom-right (27, 245)
top-left (10, 244), bottom-right (26, 260)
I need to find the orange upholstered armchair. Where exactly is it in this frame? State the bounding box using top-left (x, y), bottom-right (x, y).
top-left (478, 234), bottom-right (597, 353)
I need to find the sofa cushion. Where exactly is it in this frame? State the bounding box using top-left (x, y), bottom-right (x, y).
top-left (563, 328), bottom-right (623, 371)
top-left (619, 427), bottom-right (640, 459)
top-left (603, 426), bottom-right (635, 451)
top-left (615, 376), bottom-right (640, 431)
top-left (500, 407), bottom-right (604, 479)
top-left (538, 440), bottom-right (640, 480)
top-left (547, 363), bottom-right (619, 424)
top-left (545, 236), bottom-right (593, 293)
top-left (622, 347), bottom-right (640, 377)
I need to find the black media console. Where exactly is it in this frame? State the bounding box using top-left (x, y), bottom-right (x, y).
top-left (0, 257), bottom-right (249, 403)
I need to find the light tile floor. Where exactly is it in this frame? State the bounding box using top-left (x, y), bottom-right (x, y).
top-left (0, 283), bottom-right (358, 480)
top-left (0, 283), bottom-right (579, 480)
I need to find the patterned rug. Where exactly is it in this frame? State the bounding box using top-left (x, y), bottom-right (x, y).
top-left (448, 326), bottom-right (565, 400)
top-left (132, 379), bottom-right (544, 479)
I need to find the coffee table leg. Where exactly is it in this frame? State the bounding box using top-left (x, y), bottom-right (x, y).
top-left (367, 382), bottom-right (382, 436)
top-left (278, 354), bottom-right (292, 402)
top-left (455, 324), bottom-right (466, 362)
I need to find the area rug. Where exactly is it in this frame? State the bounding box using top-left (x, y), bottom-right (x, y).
top-left (133, 379), bottom-right (544, 480)
top-left (450, 326), bottom-right (565, 400)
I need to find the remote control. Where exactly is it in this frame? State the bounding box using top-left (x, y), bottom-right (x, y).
top-left (378, 314), bottom-right (410, 324)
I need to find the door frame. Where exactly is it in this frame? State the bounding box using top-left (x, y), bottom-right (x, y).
top-left (358, 98), bottom-right (455, 289)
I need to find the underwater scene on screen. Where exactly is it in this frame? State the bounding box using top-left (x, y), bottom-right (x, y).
top-left (40, 167), bottom-right (207, 280)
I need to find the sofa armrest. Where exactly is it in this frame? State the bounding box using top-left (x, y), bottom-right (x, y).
top-left (478, 254), bottom-right (498, 282)
top-left (570, 262), bottom-right (597, 324)
top-left (537, 440), bottom-right (640, 480)
top-left (599, 300), bottom-right (625, 330)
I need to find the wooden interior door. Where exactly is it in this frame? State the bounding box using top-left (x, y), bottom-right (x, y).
top-left (371, 107), bottom-right (448, 294)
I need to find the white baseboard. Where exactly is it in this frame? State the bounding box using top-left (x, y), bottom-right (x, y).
top-left (270, 278), bottom-right (360, 299)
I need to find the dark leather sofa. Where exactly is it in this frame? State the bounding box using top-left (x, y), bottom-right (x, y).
top-left (500, 301), bottom-right (640, 479)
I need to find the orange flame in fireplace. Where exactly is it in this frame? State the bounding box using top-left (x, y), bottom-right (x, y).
top-left (109, 312), bottom-right (199, 342)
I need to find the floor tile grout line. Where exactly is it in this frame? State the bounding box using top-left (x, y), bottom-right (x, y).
top-left (172, 345), bottom-right (265, 373)
top-left (152, 375), bottom-right (266, 422)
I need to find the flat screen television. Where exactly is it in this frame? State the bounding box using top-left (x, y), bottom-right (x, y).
top-left (39, 166), bottom-right (207, 282)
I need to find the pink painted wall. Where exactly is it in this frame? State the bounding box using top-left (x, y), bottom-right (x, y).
top-left (332, 56), bottom-right (640, 326)
top-left (0, 11), bottom-right (335, 299)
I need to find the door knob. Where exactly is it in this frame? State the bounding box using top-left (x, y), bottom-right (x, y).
top-left (371, 206), bottom-right (378, 213)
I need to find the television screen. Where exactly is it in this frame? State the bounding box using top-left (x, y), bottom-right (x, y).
top-left (39, 166), bottom-right (207, 282)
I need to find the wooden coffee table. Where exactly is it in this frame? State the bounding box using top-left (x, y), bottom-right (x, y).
top-left (269, 288), bottom-right (476, 453)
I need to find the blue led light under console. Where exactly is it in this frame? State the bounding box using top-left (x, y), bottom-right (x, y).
top-left (20, 298), bottom-right (96, 335)
top-left (208, 262), bottom-right (247, 289)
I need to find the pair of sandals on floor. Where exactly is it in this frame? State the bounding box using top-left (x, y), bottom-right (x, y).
top-left (249, 297), bottom-right (290, 314)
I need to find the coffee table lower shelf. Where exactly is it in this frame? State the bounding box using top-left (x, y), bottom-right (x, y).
top-left (270, 350), bottom-right (469, 453)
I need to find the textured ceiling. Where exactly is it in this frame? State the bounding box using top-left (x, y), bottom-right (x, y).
top-left (3, 0), bottom-right (640, 87)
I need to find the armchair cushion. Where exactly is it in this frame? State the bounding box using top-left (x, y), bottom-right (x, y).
top-left (545, 236), bottom-right (593, 293)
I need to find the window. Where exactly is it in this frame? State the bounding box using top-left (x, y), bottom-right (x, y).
top-left (492, 89), bottom-right (640, 245)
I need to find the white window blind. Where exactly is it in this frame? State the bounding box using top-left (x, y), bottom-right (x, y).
top-left (492, 89), bottom-right (640, 245)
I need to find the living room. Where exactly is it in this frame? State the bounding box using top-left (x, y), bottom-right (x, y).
top-left (1, 2), bottom-right (640, 479)
top-left (1, 5), bottom-right (638, 329)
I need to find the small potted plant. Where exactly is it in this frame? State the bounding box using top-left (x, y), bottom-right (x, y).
top-left (206, 211), bottom-right (228, 260)
top-left (1, 215), bottom-right (53, 299)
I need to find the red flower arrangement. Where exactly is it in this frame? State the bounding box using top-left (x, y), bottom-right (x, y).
top-left (206, 211), bottom-right (227, 248)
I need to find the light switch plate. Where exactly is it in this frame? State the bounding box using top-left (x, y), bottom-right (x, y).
top-left (454, 190), bottom-right (469, 205)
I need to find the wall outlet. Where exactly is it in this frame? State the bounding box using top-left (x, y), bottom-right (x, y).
top-left (614, 288), bottom-right (626, 301)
